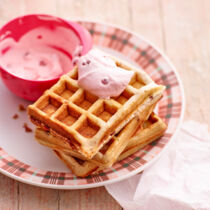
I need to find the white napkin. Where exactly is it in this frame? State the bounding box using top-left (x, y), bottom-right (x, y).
top-left (106, 121), bottom-right (210, 210)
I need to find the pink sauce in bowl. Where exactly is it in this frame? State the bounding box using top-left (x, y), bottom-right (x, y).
top-left (0, 14), bottom-right (92, 101)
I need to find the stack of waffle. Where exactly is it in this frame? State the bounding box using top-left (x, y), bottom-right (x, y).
top-left (28, 55), bottom-right (167, 177)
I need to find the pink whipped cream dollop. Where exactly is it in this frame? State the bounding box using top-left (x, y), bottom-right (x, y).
top-left (77, 49), bottom-right (134, 99)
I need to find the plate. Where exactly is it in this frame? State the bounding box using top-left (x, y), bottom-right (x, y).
top-left (0, 21), bottom-right (185, 189)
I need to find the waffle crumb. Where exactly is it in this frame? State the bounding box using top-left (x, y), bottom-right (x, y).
top-left (23, 123), bottom-right (32, 132)
top-left (13, 114), bottom-right (19, 119)
top-left (19, 104), bottom-right (26, 111)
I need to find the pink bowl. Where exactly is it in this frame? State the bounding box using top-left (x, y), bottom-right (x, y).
top-left (0, 14), bottom-right (92, 101)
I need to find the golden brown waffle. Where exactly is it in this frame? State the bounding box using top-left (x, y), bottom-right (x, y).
top-left (53, 150), bottom-right (101, 177)
top-left (52, 114), bottom-right (167, 177)
top-left (35, 99), bottom-right (158, 167)
top-left (36, 116), bottom-right (140, 167)
top-left (28, 53), bottom-right (165, 159)
top-left (118, 113), bottom-right (167, 161)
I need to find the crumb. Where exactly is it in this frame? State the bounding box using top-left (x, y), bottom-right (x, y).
top-left (19, 104), bottom-right (26, 111)
top-left (23, 123), bottom-right (32, 133)
top-left (110, 131), bottom-right (115, 136)
top-left (13, 114), bottom-right (19, 119)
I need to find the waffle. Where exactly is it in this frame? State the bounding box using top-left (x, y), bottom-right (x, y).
top-left (118, 113), bottom-right (167, 161)
top-left (28, 53), bottom-right (165, 159)
top-left (53, 114), bottom-right (167, 177)
top-left (54, 150), bottom-right (101, 177)
top-left (35, 97), bottom-right (157, 167)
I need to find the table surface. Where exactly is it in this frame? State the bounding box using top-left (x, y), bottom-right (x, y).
top-left (0, 0), bottom-right (209, 209)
